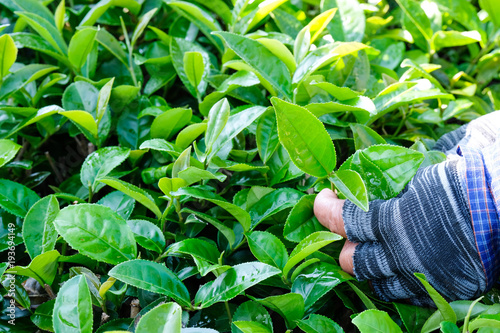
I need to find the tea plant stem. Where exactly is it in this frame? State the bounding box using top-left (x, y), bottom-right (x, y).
top-left (88, 186), bottom-right (93, 203)
top-left (58, 241), bottom-right (67, 275)
top-left (392, 110), bottom-right (406, 137)
top-left (45, 151), bottom-right (63, 184)
top-left (224, 301), bottom-right (232, 324)
top-left (44, 284), bottom-right (56, 299)
top-left (161, 199), bottom-right (174, 232)
top-left (466, 40), bottom-right (496, 75)
top-left (227, 238), bottom-right (247, 256)
top-left (120, 16), bottom-right (138, 87)
top-left (462, 296), bottom-right (483, 333)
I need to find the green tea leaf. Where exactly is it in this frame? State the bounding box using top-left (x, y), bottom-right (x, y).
top-left (284, 195), bottom-right (328, 243)
top-left (96, 77), bottom-right (114, 124)
top-left (190, 0), bottom-right (231, 24)
top-left (95, 28), bottom-right (128, 66)
top-left (181, 208), bottom-right (236, 246)
top-left (342, 145), bottom-right (425, 199)
top-left (22, 195), bottom-right (59, 260)
top-left (214, 32), bottom-right (292, 99)
top-left (415, 273), bottom-right (457, 324)
top-left (247, 231), bottom-right (288, 270)
top-left (194, 262), bottom-right (281, 308)
top-left (199, 71), bottom-right (260, 116)
top-left (11, 32), bottom-right (68, 64)
top-left (176, 123), bottom-right (207, 149)
top-left (350, 123), bottom-right (386, 150)
top-left (16, 11), bottom-right (67, 55)
top-left (394, 302), bottom-right (434, 333)
top-left (140, 138), bottom-right (182, 157)
top-left (68, 27), bottom-right (97, 71)
top-left (294, 8), bottom-right (337, 63)
top-left (297, 314), bottom-right (344, 333)
top-left (131, 8), bottom-right (158, 47)
top-left (172, 146), bottom-right (191, 178)
top-left (170, 37), bottom-right (211, 98)
top-left (370, 81), bottom-right (454, 125)
top-left (243, 0), bottom-right (289, 33)
top-left (0, 139), bottom-right (21, 168)
top-left (136, 302), bottom-right (182, 333)
top-left (150, 107), bottom-right (192, 140)
top-left (431, 30), bottom-right (481, 51)
top-left (256, 108), bottom-right (279, 163)
top-left (272, 97), bottom-right (336, 178)
top-left (422, 301), bottom-right (500, 333)
top-left (233, 301), bottom-right (273, 332)
top-left (205, 98), bottom-right (230, 156)
top-left (183, 51), bottom-right (205, 93)
top-left (31, 299), bottom-right (55, 332)
top-left (232, 321), bottom-right (272, 333)
top-left (97, 191), bottom-right (135, 220)
top-left (100, 177), bottom-right (162, 218)
top-left (257, 37), bottom-right (296, 74)
top-left (323, 0), bottom-right (365, 42)
top-left (329, 170), bottom-right (368, 212)
top-left (79, 0), bottom-right (141, 26)
top-left (158, 177), bottom-right (188, 198)
top-left (167, 238), bottom-right (220, 264)
top-left (53, 275), bottom-right (93, 333)
top-left (172, 187), bottom-right (251, 231)
top-left (352, 309), bottom-right (403, 333)
top-left (59, 110), bottom-right (98, 138)
top-left (0, 64), bottom-right (58, 100)
top-left (80, 146), bottom-right (130, 193)
top-left (252, 293), bottom-right (304, 329)
top-left (207, 105), bottom-right (267, 162)
top-left (0, 34), bottom-right (17, 79)
top-left (109, 259), bottom-right (191, 308)
top-left (479, 0), bottom-right (500, 28)
top-left (54, 0), bottom-right (65, 31)
top-left (293, 263), bottom-right (353, 311)
top-left (6, 105), bottom-right (62, 138)
top-left (167, 1), bottom-right (223, 51)
top-left (311, 81), bottom-right (360, 100)
top-left (53, 204), bottom-right (137, 265)
top-left (178, 167), bottom-right (226, 185)
top-left (283, 231), bottom-right (342, 279)
top-left (468, 314), bottom-right (500, 331)
top-left (248, 187), bottom-right (304, 229)
top-left (0, 178), bottom-right (40, 217)
top-left (127, 219), bottom-right (166, 254)
top-left (6, 250), bottom-right (60, 285)
top-left (293, 42), bottom-right (370, 86)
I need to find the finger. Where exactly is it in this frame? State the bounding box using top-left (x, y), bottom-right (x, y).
top-left (339, 240), bottom-right (357, 275)
top-left (314, 188), bottom-right (346, 238)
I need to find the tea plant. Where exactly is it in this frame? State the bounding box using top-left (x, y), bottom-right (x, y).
top-left (1, 0), bottom-right (500, 332)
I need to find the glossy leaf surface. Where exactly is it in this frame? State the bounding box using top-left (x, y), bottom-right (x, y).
top-left (22, 195), bottom-right (59, 260)
top-left (53, 275), bottom-right (93, 333)
top-left (54, 204), bottom-right (137, 265)
top-left (272, 98), bottom-right (336, 178)
top-left (194, 262), bottom-right (281, 308)
top-left (109, 259), bottom-right (191, 308)
top-left (136, 302), bottom-right (182, 333)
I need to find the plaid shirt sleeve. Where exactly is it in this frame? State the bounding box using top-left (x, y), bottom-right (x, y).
top-left (458, 140), bottom-right (500, 288)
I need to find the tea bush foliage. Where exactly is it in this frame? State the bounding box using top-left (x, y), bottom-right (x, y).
top-left (1, 0), bottom-right (500, 332)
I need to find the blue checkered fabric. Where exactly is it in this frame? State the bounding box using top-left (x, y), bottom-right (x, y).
top-left (458, 136), bottom-right (500, 288)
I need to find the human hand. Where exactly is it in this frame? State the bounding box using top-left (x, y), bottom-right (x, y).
top-left (313, 159), bottom-right (487, 306)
